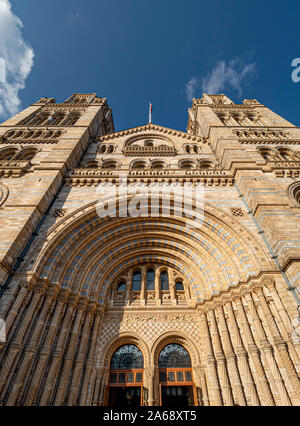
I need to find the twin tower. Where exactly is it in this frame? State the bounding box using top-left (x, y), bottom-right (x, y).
top-left (0, 92), bottom-right (299, 406)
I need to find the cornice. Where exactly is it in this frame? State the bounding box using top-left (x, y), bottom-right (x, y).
top-left (99, 124), bottom-right (205, 143)
top-left (196, 272), bottom-right (280, 312)
top-left (0, 160), bottom-right (31, 177)
top-left (65, 171), bottom-right (234, 187)
top-left (238, 139), bottom-right (300, 145)
top-left (192, 98), bottom-right (263, 108)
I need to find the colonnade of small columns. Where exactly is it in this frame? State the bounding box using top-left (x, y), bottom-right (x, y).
top-left (111, 265), bottom-right (191, 306)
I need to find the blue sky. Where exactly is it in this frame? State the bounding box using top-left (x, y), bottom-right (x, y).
top-left (0, 0), bottom-right (300, 131)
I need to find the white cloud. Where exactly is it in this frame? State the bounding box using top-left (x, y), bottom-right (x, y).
top-left (185, 77), bottom-right (198, 103)
top-left (185, 58), bottom-right (256, 102)
top-left (0, 58), bottom-right (5, 83)
top-left (201, 58), bottom-right (256, 96)
top-left (0, 0), bottom-right (34, 120)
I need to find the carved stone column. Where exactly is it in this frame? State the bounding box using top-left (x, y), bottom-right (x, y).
top-left (199, 312), bottom-right (223, 405)
top-left (215, 304), bottom-right (247, 406)
top-left (67, 303), bottom-right (96, 405)
top-left (155, 268), bottom-right (160, 303)
top-left (4, 280), bottom-right (32, 335)
top-left (233, 296), bottom-right (275, 406)
top-left (23, 287), bottom-right (67, 406)
top-left (79, 306), bottom-right (105, 406)
top-left (5, 281), bottom-right (50, 405)
top-left (225, 300), bottom-right (260, 405)
top-left (169, 273), bottom-right (176, 306)
top-left (207, 309), bottom-right (234, 406)
top-left (244, 291), bottom-right (291, 406)
top-left (262, 277), bottom-right (300, 363)
top-left (192, 365), bottom-right (205, 406)
top-left (97, 366), bottom-right (109, 406)
top-left (144, 366), bottom-right (155, 406)
top-left (225, 301), bottom-right (260, 406)
top-left (37, 295), bottom-right (77, 406)
top-left (140, 266), bottom-right (146, 305)
top-left (91, 370), bottom-right (103, 406)
top-left (253, 286), bottom-right (300, 402)
top-left (199, 367), bottom-right (209, 406)
top-left (52, 297), bottom-right (88, 405)
top-left (0, 283), bottom-right (42, 394)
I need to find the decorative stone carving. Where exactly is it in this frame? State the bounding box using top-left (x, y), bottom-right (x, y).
top-left (0, 183), bottom-right (8, 207)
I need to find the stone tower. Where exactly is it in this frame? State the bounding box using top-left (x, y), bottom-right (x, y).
top-left (0, 92), bottom-right (299, 406)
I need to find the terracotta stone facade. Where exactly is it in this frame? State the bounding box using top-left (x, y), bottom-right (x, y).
top-left (0, 92), bottom-right (299, 406)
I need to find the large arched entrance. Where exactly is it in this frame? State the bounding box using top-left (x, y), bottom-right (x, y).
top-left (107, 344), bottom-right (144, 407)
top-left (158, 344), bottom-right (196, 406)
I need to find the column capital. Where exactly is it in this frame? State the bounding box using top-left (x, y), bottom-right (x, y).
top-left (252, 284), bottom-right (264, 296)
top-left (232, 294), bottom-right (242, 304)
top-left (46, 282), bottom-right (62, 299)
top-left (33, 279), bottom-right (49, 295)
top-left (261, 276), bottom-right (276, 290)
top-left (144, 366), bottom-right (155, 379)
top-left (78, 296), bottom-right (89, 311)
top-left (95, 305), bottom-right (106, 316)
top-left (87, 302), bottom-right (97, 314)
top-left (57, 288), bottom-right (71, 303)
top-left (68, 293), bottom-right (80, 307)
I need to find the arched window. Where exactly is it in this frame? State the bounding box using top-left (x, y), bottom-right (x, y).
top-left (117, 281), bottom-right (126, 292)
top-left (199, 160), bottom-right (213, 169)
top-left (160, 271), bottom-right (169, 290)
top-left (111, 345), bottom-right (144, 370)
top-left (24, 131), bottom-right (34, 139)
top-left (13, 131), bottom-right (24, 138)
top-left (258, 147), bottom-right (273, 161)
top-left (132, 160), bottom-right (147, 170)
top-left (151, 161), bottom-right (165, 169)
top-left (159, 344), bottom-right (191, 368)
top-left (180, 160), bottom-right (194, 170)
top-left (289, 182), bottom-right (300, 205)
top-left (147, 268), bottom-right (155, 290)
top-left (85, 160), bottom-right (99, 169)
top-left (33, 130), bottom-right (43, 138)
top-left (0, 148), bottom-right (18, 161)
top-left (16, 148), bottom-right (37, 161)
top-left (144, 140), bottom-right (154, 147)
top-left (102, 160), bottom-right (117, 169)
top-left (132, 271), bottom-right (141, 291)
top-left (277, 148), bottom-right (292, 161)
top-left (44, 131), bottom-right (54, 138)
top-left (175, 281), bottom-right (184, 291)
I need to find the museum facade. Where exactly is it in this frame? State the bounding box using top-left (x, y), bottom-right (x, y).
top-left (0, 92), bottom-right (299, 406)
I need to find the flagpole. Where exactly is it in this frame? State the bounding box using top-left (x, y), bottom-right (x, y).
top-left (149, 102), bottom-right (152, 123)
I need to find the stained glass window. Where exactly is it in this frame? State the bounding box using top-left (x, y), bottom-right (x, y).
top-left (111, 345), bottom-right (144, 370)
top-left (132, 271), bottom-right (141, 291)
top-left (127, 373), bottom-right (134, 382)
top-left (160, 271), bottom-right (169, 290)
top-left (147, 268), bottom-right (155, 290)
top-left (159, 344), bottom-right (191, 368)
top-left (175, 281), bottom-right (184, 291)
top-left (117, 281), bottom-right (126, 292)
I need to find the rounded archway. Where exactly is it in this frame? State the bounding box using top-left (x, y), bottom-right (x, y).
top-left (158, 343), bottom-right (196, 406)
top-left (107, 344), bottom-right (144, 407)
top-left (152, 332), bottom-right (202, 406)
